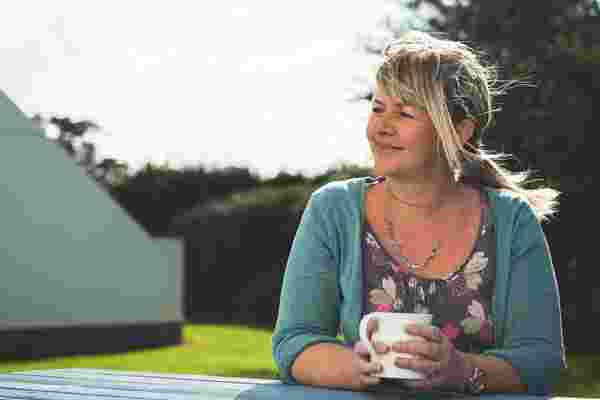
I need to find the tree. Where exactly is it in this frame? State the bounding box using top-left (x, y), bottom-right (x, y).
top-left (33, 114), bottom-right (128, 186)
top-left (111, 163), bottom-right (261, 236)
top-left (364, 1), bottom-right (599, 66)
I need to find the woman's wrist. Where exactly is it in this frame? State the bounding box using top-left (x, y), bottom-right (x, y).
top-left (461, 352), bottom-right (526, 393)
top-left (459, 352), bottom-right (486, 394)
top-left (459, 350), bottom-right (477, 378)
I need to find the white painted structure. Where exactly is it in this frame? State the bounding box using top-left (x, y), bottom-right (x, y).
top-left (0, 90), bottom-right (182, 333)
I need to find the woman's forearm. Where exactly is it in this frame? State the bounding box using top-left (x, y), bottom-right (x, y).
top-left (463, 352), bottom-right (527, 393)
top-left (291, 342), bottom-right (364, 390)
top-left (291, 343), bottom-right (528, 393)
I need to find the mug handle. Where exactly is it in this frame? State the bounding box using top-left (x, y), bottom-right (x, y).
top-left (358, 312), bottom-right (378, 354)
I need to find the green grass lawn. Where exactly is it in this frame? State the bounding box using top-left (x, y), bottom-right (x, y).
top-left (0, 324), bottom-right (598, 397)
top-left (0, 325), bottom-right (277, 379)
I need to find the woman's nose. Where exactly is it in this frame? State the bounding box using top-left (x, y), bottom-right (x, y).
top-left (378, 117), bottom-right (396, 136)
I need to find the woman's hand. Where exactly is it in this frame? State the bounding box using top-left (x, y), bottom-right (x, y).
top-left (392, 324), bottom-right (475, 391)
top-left (349, 318), bottom-right (388, 390)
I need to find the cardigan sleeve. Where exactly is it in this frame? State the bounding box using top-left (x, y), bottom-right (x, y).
top-left (272, 190), bottom-right (344, 383)
top-left (484, 202), bottom-right (566, 395)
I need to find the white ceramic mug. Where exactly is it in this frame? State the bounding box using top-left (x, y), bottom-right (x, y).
top-left (358, 312), bottom-right (433, 380)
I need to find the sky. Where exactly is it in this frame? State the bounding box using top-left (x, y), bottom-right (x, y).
top-left (1, 1), bottom-right (415, 178)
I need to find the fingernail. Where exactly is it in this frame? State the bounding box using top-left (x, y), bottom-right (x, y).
top-left (392, 343), bottom-right (404, 352)
top-left (374, 342), bottom-right (389, 353)
top-left (394, 359), bottom-right (402, 367)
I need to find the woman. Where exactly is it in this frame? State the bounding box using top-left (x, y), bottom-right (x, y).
top-left (272, 31), bottom-right (565, 395)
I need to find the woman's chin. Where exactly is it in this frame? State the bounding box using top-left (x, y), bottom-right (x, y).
top-left (376, 167), bottom-right (431, 181)
top-left (374, 163), bottom-right (409, 177)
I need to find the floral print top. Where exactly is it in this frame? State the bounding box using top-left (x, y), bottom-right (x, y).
top-left (362, 194), bottom-right (496, 354)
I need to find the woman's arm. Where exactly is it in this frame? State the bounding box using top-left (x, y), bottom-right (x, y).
top-left (273, 189), bottom-right (376, 388)
top-left (272, 191), bottom-right (340, 382)
top-left (291, 342), bottom-right (381, 390)
top-left (482, 202), bottom-right (566, 394)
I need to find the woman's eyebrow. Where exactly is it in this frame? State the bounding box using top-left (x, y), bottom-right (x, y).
top-left (373, 98), bottom-right (411, 108)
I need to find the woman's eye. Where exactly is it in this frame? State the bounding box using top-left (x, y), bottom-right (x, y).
top-left (371, 108), bottom-right (414, 119)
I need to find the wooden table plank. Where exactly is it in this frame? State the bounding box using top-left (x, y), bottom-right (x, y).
top-left (0, 381), bottom-right (243, 399)
top-left (0, 382), bottom-right (207, 399)
top-left (0, 369), bottom-right (588, 400)
top-left (48, 369), bottom-right (276, 385)
top-left (0, 369), bottom-right (423, 400)
top-left (0, 370), bottom-right (254, 400)
top-left (0, 371), bottom-right (261, 393)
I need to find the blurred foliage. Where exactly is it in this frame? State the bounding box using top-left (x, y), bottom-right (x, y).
top-left (109, 163), bottom-right (260, 236)
top-left (166, 164), bottom-right (371, 327)
top-left (34, 114), bottom-right (129, 186)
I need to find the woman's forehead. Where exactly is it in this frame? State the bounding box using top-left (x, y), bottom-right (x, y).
top-left (373, 84), bottom-right (419, 108)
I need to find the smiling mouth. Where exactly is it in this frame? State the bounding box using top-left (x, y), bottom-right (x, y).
top-left (378, 144), bottom-right (404, 151)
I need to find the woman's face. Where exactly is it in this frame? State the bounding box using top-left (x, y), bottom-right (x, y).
top-left (366, 83), bottom-right (440, 179)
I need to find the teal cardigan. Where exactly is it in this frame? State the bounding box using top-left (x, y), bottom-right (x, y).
top-left (272, 177), bottom-right (566, 395)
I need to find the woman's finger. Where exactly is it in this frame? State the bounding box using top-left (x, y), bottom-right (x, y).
top-left (394, 356), bottom-right (441, 376)
top-left (353, 340), bottom-right (370, 357)
top-left (372, 340), bottom-right (389, 354)
top-left (366, 318), bottom-right (378, 341)
top-left (402, 375), bottom-right (444, 391)
top-left (406, 324), bottom-right (444, 344)
top-left (355, 337), bottom-right (389, 356)
top-left (360, 374), bottom-right (382, 386)
top-left (391, 340), bottom-right (445, 361)
top-left (351, 355), bottom-right (381, 388)
top-left (358, 358), bottom-right (383, 376)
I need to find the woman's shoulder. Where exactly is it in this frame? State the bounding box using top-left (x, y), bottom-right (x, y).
top-left (311, 176), bottom-right (373, 201)
top-left (481, 186), bottom-right (530, 210)
top-left (304, 176), bottom-right (374, 219)
top-left (480, 187), bottom-right (539, 226)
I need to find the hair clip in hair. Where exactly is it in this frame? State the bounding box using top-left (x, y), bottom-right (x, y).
top-left (436, 63), bottom-right (479, 119)
top-left (436, 64), bottom-right (463, 114)
top-left (435, 63), bottom-right (461, 82)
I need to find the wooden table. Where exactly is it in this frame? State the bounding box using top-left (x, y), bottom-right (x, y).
top-left (0, 369), bottom-right (581, 399)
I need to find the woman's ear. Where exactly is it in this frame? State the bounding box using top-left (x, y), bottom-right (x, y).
top-left (456, 119), bottom-right (476, 145)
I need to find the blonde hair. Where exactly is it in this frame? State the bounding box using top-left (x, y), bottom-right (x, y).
top-left (375, 31), bottom-right (559, 221)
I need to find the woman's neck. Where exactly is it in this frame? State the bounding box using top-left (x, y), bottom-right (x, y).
top-left (383, 172), bottom-right (460, 217)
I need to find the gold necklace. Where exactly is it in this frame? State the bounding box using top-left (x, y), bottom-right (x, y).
top-left (384, 180), bottom-right (445, 209)
top-left (383, 182), bottom-right (442, 271)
